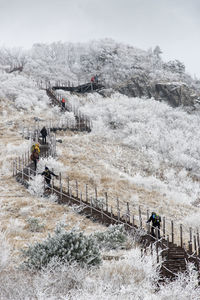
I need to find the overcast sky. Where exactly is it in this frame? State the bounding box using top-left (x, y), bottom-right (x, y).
top-left (0, 0), bottom-right (199, 77)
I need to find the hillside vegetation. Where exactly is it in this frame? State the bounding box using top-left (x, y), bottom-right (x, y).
top-left (1, 39), bottom-right (200, 299)
top-left (0, 39), bottom-right (200, 106)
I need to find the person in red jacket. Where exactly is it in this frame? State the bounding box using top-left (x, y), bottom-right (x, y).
top-left (91, 76), bottom-right (95, 83)
top-left (61, 98), bottom-right (65, 110)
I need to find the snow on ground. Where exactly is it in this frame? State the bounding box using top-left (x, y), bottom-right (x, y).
top-left (1, 73), bottom-right (200, 299)
top-left (55, 90), bottom-right (200, 243)
top-left (0, 86), bottom-right (104, 269)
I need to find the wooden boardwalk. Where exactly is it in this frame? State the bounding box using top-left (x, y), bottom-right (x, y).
top-left (13, 81), bottom-right (200, 281)
top-left (14, 140), bottom-right (200, 281)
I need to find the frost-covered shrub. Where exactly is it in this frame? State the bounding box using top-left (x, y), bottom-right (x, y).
top-left (22, 227), bottom-right (101, 269)
top-left (26, 217), bottom-right (45, 232)
top-left (93, 224), bottom-right (127, 250)
top-left (0, 231), bottom-right (10, 271)
top-left (92, 196), bottom-right (105, 209)
top-left (28, 174), bottom-right (44, 197)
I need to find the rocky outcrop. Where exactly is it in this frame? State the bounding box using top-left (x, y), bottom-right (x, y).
top-left (154, 83), bottom-right (196, 107)
top-left (115, 75), bottom-right (198, 107)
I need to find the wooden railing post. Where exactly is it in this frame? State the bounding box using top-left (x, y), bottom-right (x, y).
top-left (171, 220), bottom-right (174, 244)
top-left (80, 192), bottom-right (82, 205)
top-left (167, 235), bottom-right (169, 260)
top-left (60, 184), bottom-right (62, 202)
top-left (117, 198), bottom-right (120, 222)
top-left (180, 224), bottom-right (183, 248)
top-left (156, 227), bottom-right (159, 263)
top-left (147, 209), bottom-right (150, 234)
top-left (101, 204), bottom-right (103, 223)
top-left (13, 161), bottom-right (15, 177)
top-left (15, 159), bottom-right (17, 175)
top-left (51, 179), bottom-right (53, 194)
top-left (76, 180), bottom-right (78, 198)
top-left (197, 229), bottom-right (200, 257)
top-left (105, 192), bottom-right (108, 212)
top-left (139, 206), bottom-right (142, 228)
top-left (163, 216), bottom-right (165, 239)
top-left (22, 156), bottom-right (24, 182)
top-left (127, 202), bottom-right (130, 223)
top-left (67, 177), bottom-right (70, 194)
top-left (59, 173), bottom-right (62, 202)
top-left (90, 197), bottom-right (93, 215)
top-left (189, 227), bottom-right (193, 253)
top-left (28, 167), bottom-right (31, 180)
top-left (95, 186), bottom-right (97, 206)
top-left (194, 235), bottom-right (197, 255)
top-left (111, 206), bottom-right (113, 224)
top-left (132, 215), bottom-right (135, 227)
top-left (85, 184), bottom-right (88, 202)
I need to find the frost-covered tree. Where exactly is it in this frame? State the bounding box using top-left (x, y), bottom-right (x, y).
top-left (0, 47), bottom-right (28, 72)
top-left (153, 45), bottom-right (162, 58)
top-left (163, 59), bottom-right (185, 75)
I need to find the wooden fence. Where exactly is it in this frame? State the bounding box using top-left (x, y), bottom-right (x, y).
top-left (13, 128), bottom-right (200, 279)
top-left (14, 77), bottom-right (199, 278)
top-left (45, 88), bottom-right (92, 132)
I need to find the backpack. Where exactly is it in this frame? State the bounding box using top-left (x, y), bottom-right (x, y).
top-left (153, 214), bottom-right (161, 223)
top-left (31, 145), bottom-right (35, 153)
top-left (30, 151), bottom-right (39, 161)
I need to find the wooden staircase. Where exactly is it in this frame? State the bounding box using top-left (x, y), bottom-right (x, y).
top-left (46, 89), bottom-right (91, 132)
top-left (15, 134), bottom-right (200, 282)
top-left (52, 82), bottom-right (104, 93)
top-left (161, 243), bottom-right (187, 278)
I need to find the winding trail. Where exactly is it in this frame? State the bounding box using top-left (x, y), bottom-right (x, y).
top-left (12, 83), bottom-right (200, 281)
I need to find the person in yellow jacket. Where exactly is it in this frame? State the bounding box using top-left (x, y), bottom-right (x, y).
top-left (31, 143), bottom-right (40, 154)
top-left (35, 143), bottom-right (40, 153)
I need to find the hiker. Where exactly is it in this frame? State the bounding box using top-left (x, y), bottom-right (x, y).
top-left (61, 98), bottom-right (65, 110)
top-left (41, 166), bottom-right (58, 188)
top-left (91, 76), bottom-right (95, 83)
top-left (146, 212), bottom-right (161, 239)
top-left (94, 74), bottom-right (98, 83)
top-left (40, 126), bottom-right (47, 144)
top-left (31, 143), bottom-right (40, 154)
top-left (30, 148), bottom-right (39, 171)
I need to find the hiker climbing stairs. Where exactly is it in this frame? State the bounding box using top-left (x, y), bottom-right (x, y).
top-left (13, 122), bottom-right (200, 282)
top-left (46, 88), bottom-right (91, 132)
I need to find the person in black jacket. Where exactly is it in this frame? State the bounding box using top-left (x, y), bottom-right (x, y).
top-left (41, 166), bottom-right (58, 188)
top-left (40, 126), bottom-right (47, 144)
top-left (147, 212), bottom-right (161, 238)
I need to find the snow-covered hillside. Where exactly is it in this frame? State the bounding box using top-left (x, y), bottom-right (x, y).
top-left (1, 44), bottom-right (200, 298)
top-left (1, 39), bottom-right (200, 92)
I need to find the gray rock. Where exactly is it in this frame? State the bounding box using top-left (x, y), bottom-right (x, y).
top-left (115, 74), bottom-right (199, 107)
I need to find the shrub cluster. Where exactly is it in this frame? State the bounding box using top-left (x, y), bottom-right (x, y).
top-left (26, 217), bottom-right (45, 232)
top-left (93, 224), bottom-right (127, 250)
top-left (22, 228), bottom-right (101, 270)
top-left (22, 225), bottom-right (128, 270)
